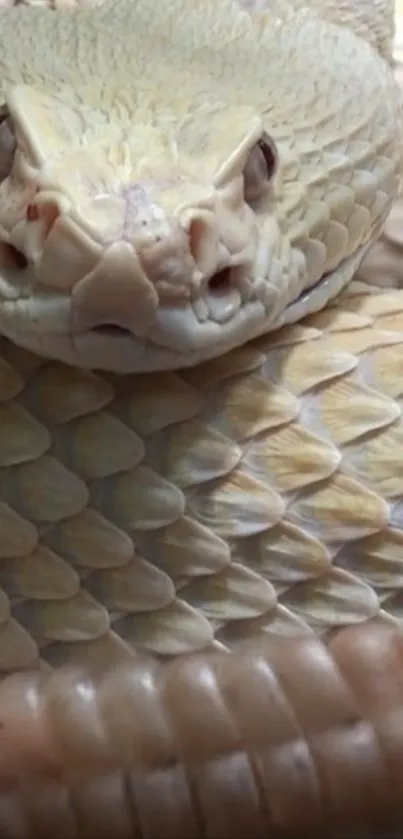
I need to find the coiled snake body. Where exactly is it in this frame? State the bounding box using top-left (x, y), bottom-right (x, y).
top-left (0, 0), bottom-right (399, 663)
top-left (0, 3), bottom-right (402, 835)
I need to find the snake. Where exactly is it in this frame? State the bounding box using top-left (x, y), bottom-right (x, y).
top-left (0, 0), bottom-right (403, 834)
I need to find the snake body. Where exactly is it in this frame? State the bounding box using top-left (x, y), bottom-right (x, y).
top-left (0, 0), bottom-right (399, 667)
top-left (0, 281), bottom-right (403, 669)
top-left (0, 2), bottom-right (402, 833)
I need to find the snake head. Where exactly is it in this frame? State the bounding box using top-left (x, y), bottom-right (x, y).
top-left (0, 85), bottom-right (287, 371)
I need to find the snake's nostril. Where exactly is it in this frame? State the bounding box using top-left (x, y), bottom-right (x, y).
top-left (208, 267), bottom-right (232, 293)
top-left (0, 243), bottom-right (28, 271)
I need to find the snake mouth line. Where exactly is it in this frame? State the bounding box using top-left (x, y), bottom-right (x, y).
top-left (87, 266), bottom-right (330, 343)
top-left (86, 267), bottom-right (239, 339)
top-left (91, 324), bottom-right (132, 337)
top-left (75, 264), bottom-right (343, 346)
top-left (0, 239), bottom-right (368, 376)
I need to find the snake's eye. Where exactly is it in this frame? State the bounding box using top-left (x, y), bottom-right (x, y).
top-left (243, 131), bottom-right (278, 204)
top-left (0, 105), bottom-right (16, 182)
top-left (0, 105), bottom-right (28, 271)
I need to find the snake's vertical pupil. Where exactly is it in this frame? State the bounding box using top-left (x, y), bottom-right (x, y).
top-left (0, 107), bottom-right (26, 271)
top-left (0, 105), bottom-right (16, 182)
top-left (243, 130), bottom-right (278, 204)
top-left (258, 132), bottom-right (278, 179)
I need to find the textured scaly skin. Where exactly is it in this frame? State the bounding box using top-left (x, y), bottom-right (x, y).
top-left (0, 283), bottom-right (402, 672)
top-left (0, 1), bottom-right (400, 674)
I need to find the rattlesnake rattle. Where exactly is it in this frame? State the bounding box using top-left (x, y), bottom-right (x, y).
top-left (0, 1), bottom-right (401, 836)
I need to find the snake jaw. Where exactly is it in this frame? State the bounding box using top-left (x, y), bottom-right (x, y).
top-left (0, 153), bottom-right (381, 372)
top-left (0, 163), bottom-right (295, 370)
top-left (0, 147), bottom-right (264, 347)
top-left (0, 141), bottom-right (265, 359)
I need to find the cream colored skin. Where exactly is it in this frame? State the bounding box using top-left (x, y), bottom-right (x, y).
top-left (0, 0), bottom-right (401, 372)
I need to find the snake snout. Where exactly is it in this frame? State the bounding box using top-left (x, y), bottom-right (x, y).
top-left (132, 207), bottom-right (221, 303)
top-left (71, 241), bottom-right (159, 340)
top-left (70, 200), bottom-right (250, 346)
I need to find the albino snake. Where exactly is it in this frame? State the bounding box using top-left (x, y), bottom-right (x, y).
top-left (0, 1), bottom-right (402, 835)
